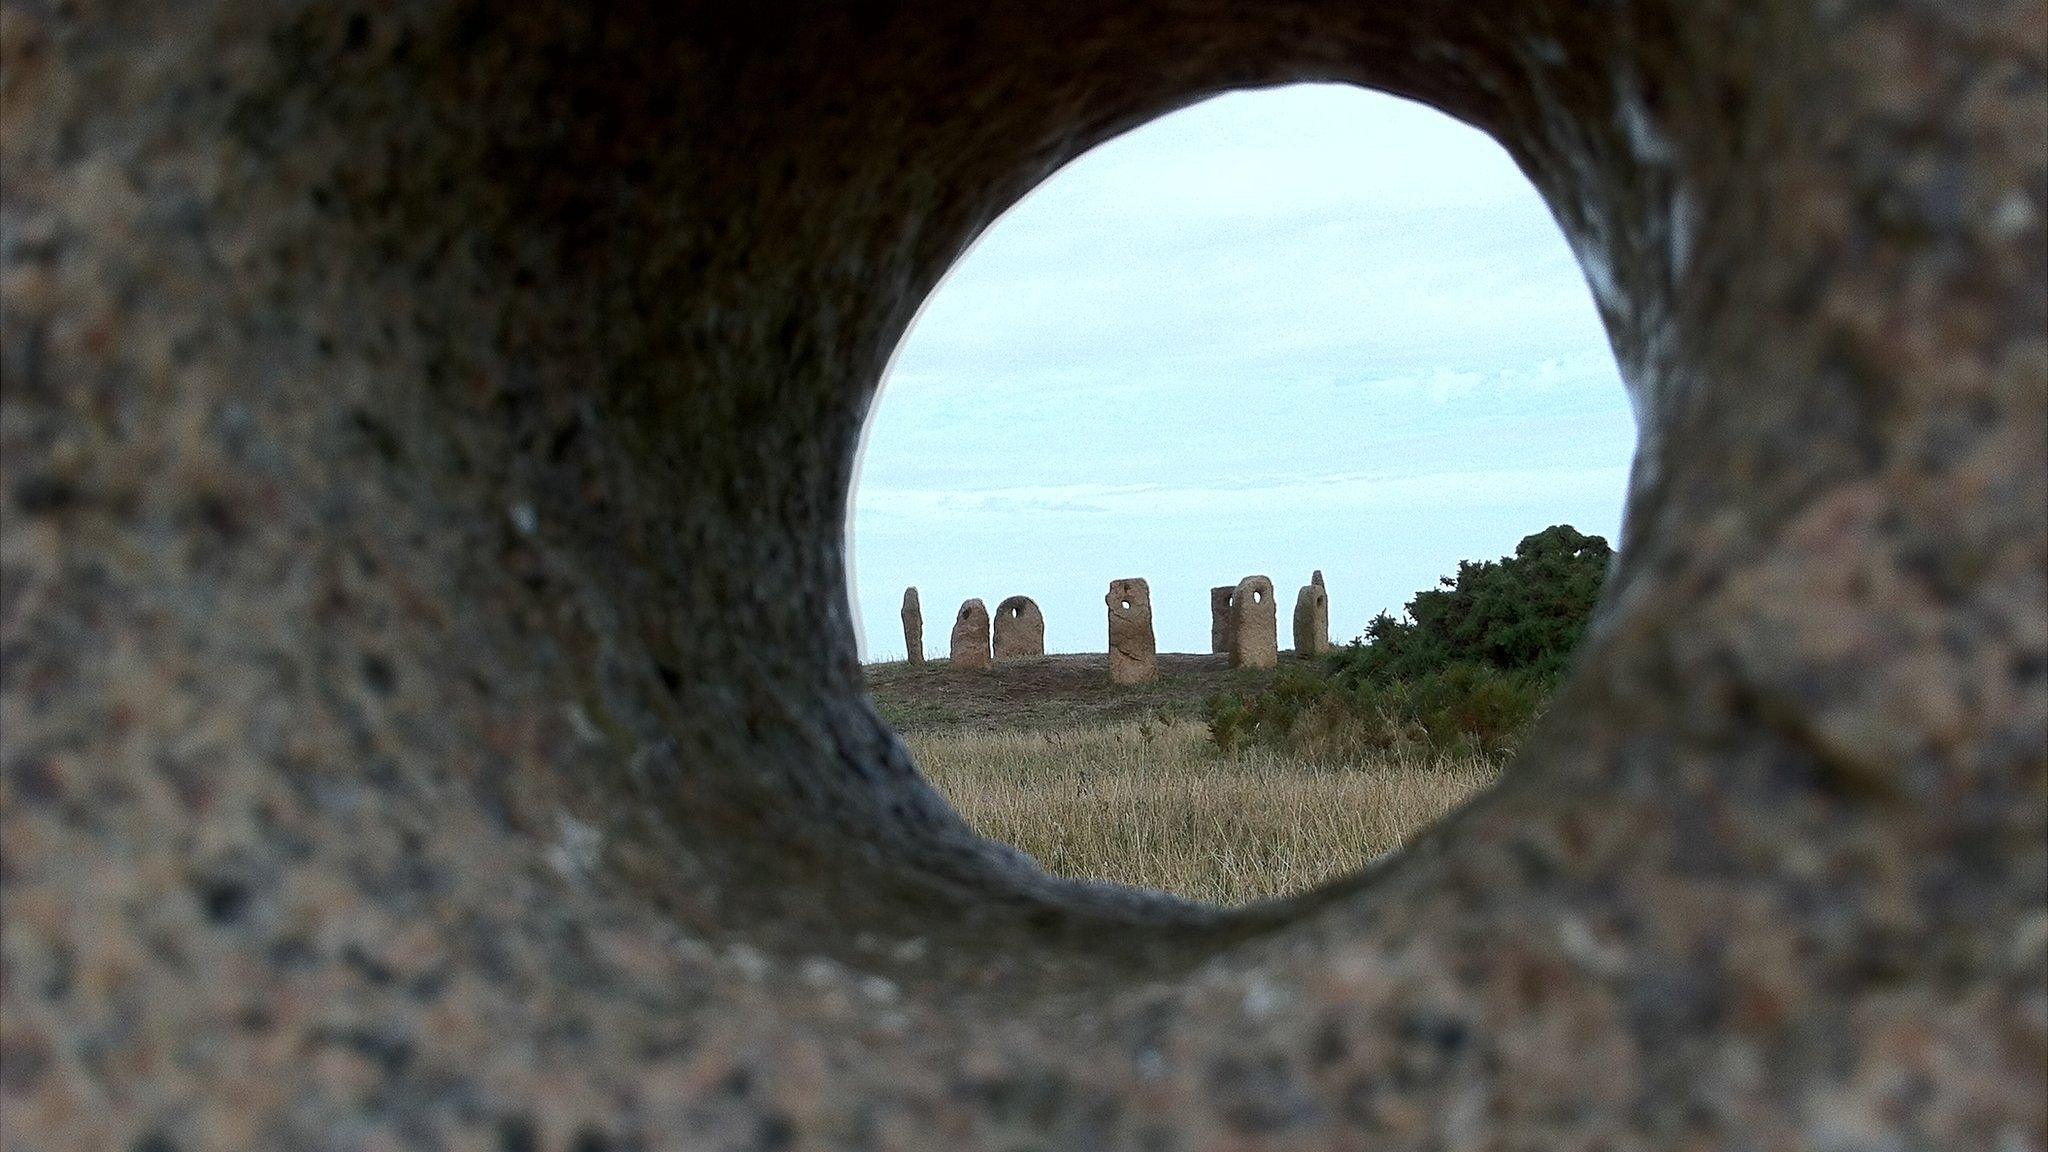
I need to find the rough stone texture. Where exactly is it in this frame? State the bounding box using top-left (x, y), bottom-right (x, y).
top-left (948, 598), bottom-right (992, 670)
top-left (1229, 575), bottom-right (1280, 669)
top-left (1293, 576), bottom-right (1331, 656)
top-left (1106, 578), bottom-right (1159, 685)
top-left (991, 594), bottom-right (1045, 660)
top-left (901, 585), bottom-right (924, 664)
top-left (1210, 585), bottom-right (1235, 653)
top-left (1, 1), bottom-right (2042, 1148)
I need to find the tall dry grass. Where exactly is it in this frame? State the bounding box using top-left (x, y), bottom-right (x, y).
top-left (907, 719), bottom-right (1500, 906)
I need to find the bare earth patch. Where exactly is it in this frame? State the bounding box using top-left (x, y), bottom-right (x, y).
top-left (865, 651), bottom-right (1292, 732)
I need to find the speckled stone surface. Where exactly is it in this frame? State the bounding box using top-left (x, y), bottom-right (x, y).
top-left (2, 2), bottom-right (2043, 1148)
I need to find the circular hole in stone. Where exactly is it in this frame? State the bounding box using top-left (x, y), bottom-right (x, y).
top-left (852, 83), bottom-right (1633, 906)
top-left (30, 11), bottom-right (2021, 1145)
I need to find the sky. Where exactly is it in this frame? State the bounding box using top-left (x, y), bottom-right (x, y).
top-left (848, 83), bottom-right (1638, 659)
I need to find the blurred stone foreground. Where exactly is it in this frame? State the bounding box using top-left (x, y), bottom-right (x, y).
top-left (1, 2), bottom-right (2042, 1148)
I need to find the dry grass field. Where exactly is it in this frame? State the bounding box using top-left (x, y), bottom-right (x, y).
top-left (868, 655), bottom-right (1501, 905)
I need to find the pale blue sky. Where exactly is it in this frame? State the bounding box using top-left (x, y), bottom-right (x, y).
top-left (849, 84), bottom-right (1637, 659)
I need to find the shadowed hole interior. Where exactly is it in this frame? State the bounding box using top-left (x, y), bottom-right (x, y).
top-left (9, 3), bottom-right (2025, 1144)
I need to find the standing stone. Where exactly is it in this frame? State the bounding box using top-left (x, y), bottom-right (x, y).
top-left (949, 599), bottom-right (992, 670)
top-left (1229, 575), bottom-right (1278, 669)
top-left (901, 586), bottom-right (924, 664)
top-left (992, 595), bottom-right (1045, 660)
top-left (1293, 576), bottom-right (1330, 657)
top-left (1105, 578), bottom-right (1157, 685)
top-left (1210, 586), bottom-right (1236, 654)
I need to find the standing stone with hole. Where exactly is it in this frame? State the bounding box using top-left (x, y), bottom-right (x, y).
top-left (1106, 578), bottom-right (1157, 684)
top-left (1229, 575), bottom-right (1278, 669)
top-left (1293, 571), bottom-right (1330, 656)
top-left (992, 595), bottom-right (1045, 660)
top-left (1210, 585), bottom-right (1236, 654)
top-left (901, 586), bottom-right (924, 664)
top-left (949, 599), bottom-right (991, 670)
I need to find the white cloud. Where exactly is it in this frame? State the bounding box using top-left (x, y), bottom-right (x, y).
top-left (859, 464), bottom-right (1629, 523)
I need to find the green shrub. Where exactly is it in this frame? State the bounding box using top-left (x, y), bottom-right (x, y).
top-left (1204, 525), bottom-right (1609, 762)
top-left (1338, 523), bottom-right (1610, 686)
top-left (1208, 661), bottom-right (1546, 763)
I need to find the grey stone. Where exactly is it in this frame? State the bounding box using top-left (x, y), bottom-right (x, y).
top-left (1211, 585), bottom-right (1236, 654)
top-left (4, 2), bottom-right (2038, 1146)
top-left (902, 586), bottom-right (924, 664)
top-left (1293, 577), bottom-right (1329, 656)
top-left (948, 599), bottom-right (991, 670)
top-left (1106, 579), bottom-right (1158, 685)
top-left (1229, 576), bottom-right (1278, 669)
top-left (992, 595), bottom-right (1045, 660)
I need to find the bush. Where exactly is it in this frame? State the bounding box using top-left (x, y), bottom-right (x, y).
top-left (1204, 525), bottom-right (1610, 762)
top-left (1209, 661), bottom-right (1546, 762)
top-left (1339, 523), bottom-right (1611, 685)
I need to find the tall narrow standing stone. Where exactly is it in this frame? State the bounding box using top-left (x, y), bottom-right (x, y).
top-left (1229, 575), bottom-right (1278, 669)
top-left (1210, 586), bottom-right (1236, 654)
top-left (1293, 576), bottom-right (1330, 656)
top-left (1106, 578), bottom-right (1157, 685)
top-left (992, 596), bottom-right (1045, 660)
top-left (949, 599), bottom-right (991, 670)
top-left (901, 586), bottom-right (924, 664)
